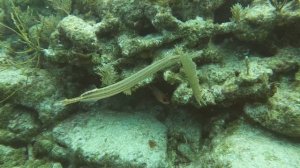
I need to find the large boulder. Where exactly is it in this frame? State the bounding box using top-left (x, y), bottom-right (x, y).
top-left (245, 86), bottom-right (300, 137)
top-left (52, 109), bottom-right (168, 167)
top-left (199, 119), bottom-right (300, 167)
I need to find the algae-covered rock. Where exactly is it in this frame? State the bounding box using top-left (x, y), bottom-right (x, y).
top-left (245, 86), bottom-right (300, 137)
top-left (0, 67), bottom-right (28, 99)
top-left (0, 145), bottom-right (27, 167)
top-left (58, 15), bottom-right (97, 49)
top-left (0, 66), bottom-right (66, 125)
top-left (200, 119), bottom-right (300, 167)
top-left (243, 48), bottom-right (300, 138)
top-left (233, 2), bottom-right (275, 43)
top-left (0, 144), bottom-right (62, 168)
top-left (165, 109), bottom-right (202, 164)
top-left (33, 134), bottom-right (70, 163)
top-left (117, 33), bottom-right (176, 57)
top-left (229, 0), bottom-right (300, 54)
top-left (0, 103), bottom-right (39, 144)
top-left (52, 109), bottom-right (168, 167)
top-left (0, 7), bottom-right (5, 35)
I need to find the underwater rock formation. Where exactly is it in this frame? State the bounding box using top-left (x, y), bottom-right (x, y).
top-left (245, 87), bottom-right (300, 137)
top-left (52, 109), bottom-right (168, 167)
top-left (0, 104), bottom-right (39, 145)
top-left (0, 65), bottom-right (67, 124)
top-left (58, 15), bottom-right (98, 49)
top-left (0, 144), bottom-right (63, 167)
top-left (245, 83), bottom-right (300, 137)
top-left (0, 0), bottom-right (299, 167)
top-left (199, 118), bottom-right (300, 167)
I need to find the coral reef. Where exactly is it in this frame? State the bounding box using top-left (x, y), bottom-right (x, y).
top-left (245, 58), bottom-right (300, 137)
top-left (199, 118), bottom-right (300, 167)
top-left (0, 0), bottom-right (299, 167)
